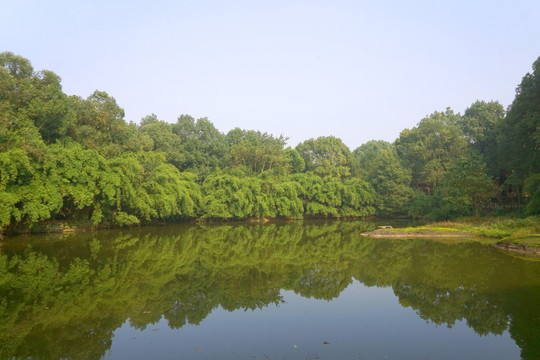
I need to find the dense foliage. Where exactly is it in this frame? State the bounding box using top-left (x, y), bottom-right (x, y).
top-left (1, 52), bottom-right (539, 230)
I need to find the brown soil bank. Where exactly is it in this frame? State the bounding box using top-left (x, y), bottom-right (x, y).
top-left (494, 238), bottom-right (540, 256)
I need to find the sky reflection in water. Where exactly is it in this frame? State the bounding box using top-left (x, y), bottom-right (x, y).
top-left (109, 282), bottom-right (519, 360)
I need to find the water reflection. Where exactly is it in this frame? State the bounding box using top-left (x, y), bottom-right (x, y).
top-left (0, 221), bottom-right (539, 359)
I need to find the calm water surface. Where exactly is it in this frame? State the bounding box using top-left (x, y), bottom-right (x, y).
top-left (0, 221), bottom-right (539, 359)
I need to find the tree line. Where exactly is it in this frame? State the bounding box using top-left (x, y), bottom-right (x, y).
top-left (1, 52), bottom-right (539, 230)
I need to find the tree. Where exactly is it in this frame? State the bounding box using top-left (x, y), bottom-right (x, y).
top-left (68, 91), bottom-right (129, 157)
top-left (227, 129), bottom-right (287, 175)
top-left (0, 147), bottom-right (63, 228)
top-left (523, 174), bottom-right (540, 215)
top-left (270, 180), bottom-right (304, 218)
top-left (438, 153), bottom-right (494, 218)
top-left (0, 52), bottom-right (73, 145)
top-left (0, 54), bottom-right (69, 229)
top-left (395, 109), bottom-right (468, 194)
top-left (284, 147), bottom-right (305, 174)
top-left (47, 142), bottom-right (107, 221)
top-left (172, 115), bottom-right (229, 177)
top-left (139, 114), bottom-right (184, 168)
top-left (497, 56), bottom-right (540, 186)
top-left (26, 70), bottom-right (75, 143)
top-left (351, 140), bottom-right (392, 178)
top-left (296, 136), bottom-right (353, 178)
top-left (340, 178), bottom-right (377, 217)
top-left (288, 172), bottom-right (376, 217)
top-left (138, 154), bottom-right (200, 220)
top-left (102, 152), bottom-right (201, 225)
top-left (201, 173), bottom-right (267, 219)
top-left (460, 100), bottom-right (505, 178)
top-left (353, 140), bottom-right (413, 213)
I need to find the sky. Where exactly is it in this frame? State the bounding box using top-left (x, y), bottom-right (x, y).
top-left (2, 0), bottom-right (540, 150)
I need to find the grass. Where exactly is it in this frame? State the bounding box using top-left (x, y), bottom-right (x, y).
top-left (446, 216), bottom-right (540, 247)
top-left (408, 216), bottom-right (540, 247)
top-left (388, 226), bottom-right (461, 234)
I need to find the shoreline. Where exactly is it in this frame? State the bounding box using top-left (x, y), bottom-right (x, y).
top-left (493, 243), bottom-right (540, 256)
top-left (360, 226), bottom-right (540, 256)
top-left (2, 218), bottom-right (539, 256)
top-left (0, 216), bottom-right (379, 237)
top-left (360, 230), bottom-right (472, 238)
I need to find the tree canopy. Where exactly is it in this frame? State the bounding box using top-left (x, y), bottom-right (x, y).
top-left (1, 52), bottom-right (540, 230)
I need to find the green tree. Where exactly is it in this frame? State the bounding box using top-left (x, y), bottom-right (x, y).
top-left (172, 115), bottom-right (229, 177)
top-left (340, 178), bottom-right (377, 217)
top-left (201, 173), bottom-right (271, 219)
top-left (103, 152), bottom-right (201, 225)
top-left (460, 100), bottom-right (505, 178)
top-left (498, 56), bottom-right (540, 187)
top-left (395, 109), bottom-right (468, 194)
top-left (523, 174), bottom-right (540, 215)
top-left (227, 128), bottom-right (287, 175)
top-left (47, 142), bottom-right (107, 221)
top-left (437, 153), bottom-right (494, 218)
top-left (284, 147), bottom-right (305, 174)
top-left (353, 140), bottom-right (412, 213)
top-left (68, 91), bottom-right (129, 157)
top-left (139, 114), bottom-right (184, 168)
top-left (270, 180), bottom-right (304, 218)
top-left (0, 52), bottom-right (74, 146)
top-left (406, 191), bottom-right (433, 219)
top-left (288, 172), bottom-right (375, 217)
top-left (27, 70), bottom-right (75, 143)
top-left (139, 154), bottom-right (200, 220)
top-left (0, 147), bottom-right (63, 228)
top-left (296, 136), bottom-right (353, 178)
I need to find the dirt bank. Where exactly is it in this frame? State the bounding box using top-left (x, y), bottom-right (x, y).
top-left (360, 229), bottom-right (472, 238)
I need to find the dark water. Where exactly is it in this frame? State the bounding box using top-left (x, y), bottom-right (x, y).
top-left (0, 221), bottom-right (539, 360)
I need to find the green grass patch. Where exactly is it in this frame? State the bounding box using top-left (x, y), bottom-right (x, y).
top-left (388, 226), bottom-right (460, 234)
top-left (389, 216), bottom-right (540, 248)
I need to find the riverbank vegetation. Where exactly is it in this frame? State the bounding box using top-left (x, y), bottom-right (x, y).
top-left (1, 52), bottom-right (539, 233)
top-left (363, 217), bottom-right (540, 250)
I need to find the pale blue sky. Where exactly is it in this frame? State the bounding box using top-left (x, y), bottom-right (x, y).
top-left (2, 0), bottom-right (539, 150)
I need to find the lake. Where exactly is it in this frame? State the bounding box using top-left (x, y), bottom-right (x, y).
top-left (0, 221), bottom-right (539, 360)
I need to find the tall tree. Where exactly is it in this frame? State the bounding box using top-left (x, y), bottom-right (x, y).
top-left (498, 56), bottom-right (540, 185)
top-left (139, 114), bottom-right (184, 168)
top-left (460, 100), bottom-right (505, 179)
top-left (227, 128), bottom-right (287, 175)
top-left (395, 109), bottom-right (468, 194)
top-left (0, 52), bottom-right (69, 228)
top-left (438, 152), bottom-right (494, 218)
top-left (284, 147), bottom-right (305, 174)
top-left (68, 91), bottom-right (130, 157)
top-left (353, 141), bottom-right (413, 213)
top-left (523, 174), bottom-right (540, 215)
top-left (0, 52), bottom-right (73, 145)
top-left (172, 115), bottom-right (228, 177)
top-left (296, 136), bottom-right (353, 178)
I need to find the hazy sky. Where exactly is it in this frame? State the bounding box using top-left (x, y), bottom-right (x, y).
top-left (2, 0), bottom-right (539, 150)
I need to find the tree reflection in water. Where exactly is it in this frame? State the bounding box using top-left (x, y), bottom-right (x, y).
top-left (0, 221), bottom-right (539, 359)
